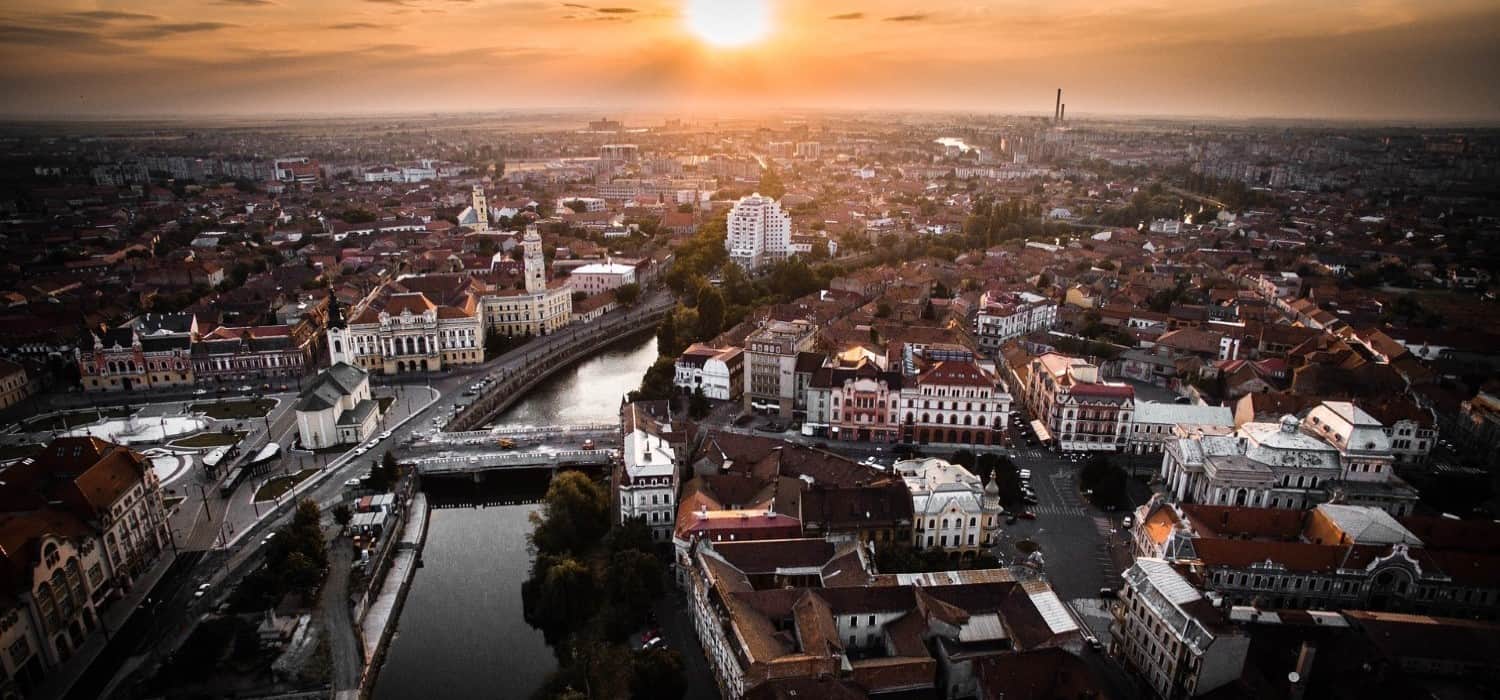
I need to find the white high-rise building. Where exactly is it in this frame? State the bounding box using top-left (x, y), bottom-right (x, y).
top-left (724, 193), bottom-right (792, 272)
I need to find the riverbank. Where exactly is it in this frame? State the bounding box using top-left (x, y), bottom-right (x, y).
top-left (356, 491), bottom-right (429, 695)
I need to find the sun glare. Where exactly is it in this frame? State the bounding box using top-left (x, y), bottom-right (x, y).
top-left (685, 0), bottom-right (772, 48)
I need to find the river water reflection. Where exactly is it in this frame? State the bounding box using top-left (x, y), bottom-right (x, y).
top-left (374, 333), bottom-right (658, 698)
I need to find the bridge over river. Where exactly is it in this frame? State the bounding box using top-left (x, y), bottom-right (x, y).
top-left (400, 422), bottom-right (622, 476)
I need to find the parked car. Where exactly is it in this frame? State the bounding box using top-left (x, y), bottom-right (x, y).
top-left (194, 583), bottom-right (212, 599)
top-left (1098, 587), bottom-right (1117, 599)
top-left (1120, 515), bottom-right (1134, 529)
top-left (1019, 511), bottom-right (1037, 520)
top-left (1005, 514), bottom-right (1018, 525)
top-left (1018, 469), bottom-right (1032, 480)
top-left (378, 430), bottom-right (393, 441)
top-left (193, 388), bottom-right (209, 396)
top-left (641, 637), bottom-right (665, 651)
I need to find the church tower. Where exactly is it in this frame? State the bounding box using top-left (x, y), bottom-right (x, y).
top-left (523, 224), bottom-right (546, 294)
top-left (325, 294), bottom-right (354, 365)
top-left (470, 184), bottom-right (489, 231)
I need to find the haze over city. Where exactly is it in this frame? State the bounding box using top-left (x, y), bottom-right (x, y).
top-left (2, 2), bottom-right (1500, 700)
top-left (2, 0), bottom-right (1499, 121)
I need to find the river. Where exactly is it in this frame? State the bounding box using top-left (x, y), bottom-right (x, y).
top-left (374, 333), bottom-right (659, 699)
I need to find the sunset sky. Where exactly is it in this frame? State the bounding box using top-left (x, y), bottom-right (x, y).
top-left (2, 0), bottom-right (1497, 121)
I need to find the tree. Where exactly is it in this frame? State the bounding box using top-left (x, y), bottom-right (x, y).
top-left (630, 356), bottom-right (679, 402)
top-left (370, 451), bottom-right (400, 492)
top-left (615, 282), bottom-right (641, 306)
top-left (606, 549), bottom-right (664, 615)
top-left (696, 286), bottom-right (725, 340)
top-left (604, 516), bottom-right (655, 556)
top-left (655, 312), bottom-right (680, 356)
top-left (689, 387), bottom-right (710, 419)
top-left (630, 648), bottom-right (687, 700)
top-left (719, 261), bottom-right (755, 306)
top-left (332, 504), bottom-right (353, 532)
top-left (530, 471), bottom-right (611, 555)
top-left (758, 166), bottom-right (786, 200)
top-left (522, 555), bottom-right (601, 641)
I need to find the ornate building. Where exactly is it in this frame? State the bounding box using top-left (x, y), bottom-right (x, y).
top-left (1025, 353), bottom-right (1134, 451)
top-left (479, 226), bottom-right (572, 338)
top-left (78, 313), bottom-right (197, 392)
top-left (327, 291), bottom-right (484, 375)
top-left (1160, 401), bottom-right (1421, 517)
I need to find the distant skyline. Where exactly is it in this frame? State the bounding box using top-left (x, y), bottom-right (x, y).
top-left (2, 0), bottom-right (1498, 123)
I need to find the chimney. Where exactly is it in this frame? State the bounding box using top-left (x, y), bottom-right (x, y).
top-left (1054, 89), bottom-right (1062, 122)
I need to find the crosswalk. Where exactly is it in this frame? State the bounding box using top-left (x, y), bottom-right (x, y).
top-left (1013, 449), bottom-right (1051, 460)
top-left (1031, 504), bottom-right (1089, 517)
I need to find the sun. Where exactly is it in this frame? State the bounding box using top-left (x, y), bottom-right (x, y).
top-left (684, 0), bottom-right (772, 48)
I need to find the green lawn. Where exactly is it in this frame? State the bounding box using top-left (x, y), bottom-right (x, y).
top-left (190, 399), bottom-right (276, 420)
top-left (169, 431), bottom-right (246, 449)
top-left (254, 469), bottom-right (319, 502)
top-left (22, 407), bottom-right (132, 431)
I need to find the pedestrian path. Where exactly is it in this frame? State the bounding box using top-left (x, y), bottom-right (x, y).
top-left (1031, 504), bottom-right (1089, 517)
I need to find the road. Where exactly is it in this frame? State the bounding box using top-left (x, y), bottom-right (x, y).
top-left (321, 538), bottom-right (360, 692)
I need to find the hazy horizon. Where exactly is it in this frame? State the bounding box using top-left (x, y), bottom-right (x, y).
top-left (3, 0), bottom-right (1499, 123)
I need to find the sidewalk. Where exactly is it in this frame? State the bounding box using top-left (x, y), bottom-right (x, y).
top-left (32, 552), bottom-right (177, 700)
top-left (221, 385), bottom-right (439, 551)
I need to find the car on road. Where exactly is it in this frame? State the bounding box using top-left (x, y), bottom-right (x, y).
top-left (1018, 511), bottom-right (1037, 520)
top-left (194, 583), bottom-right (212, 599)
top-left (1018, 469), bottom-right (1032, 480)
top-left (641, 637), bottom-right (665, 651)
top-left (193, 388), bottom-right (209, 396)
top-left (1120, 515), bottom-right (1133, 529)
top-left (1098, 587), bottom-right (1117, 599)
top-left (344, 478), bottom-right (363, 489)
top-left (497, 438), bottom-right (516, 449)
top-left (1005, 514), bottom-right (1018, 525)
top-left (582, 439), bottom-right (595, 450)
top-left (238, 385), bottom-right (253, 393)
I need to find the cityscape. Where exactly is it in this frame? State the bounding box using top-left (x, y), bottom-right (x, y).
top-left (0, 1), bottom-right (1498, 699)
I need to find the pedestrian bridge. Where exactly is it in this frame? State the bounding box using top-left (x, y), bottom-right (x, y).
top-left (411, 448), bottom-right (616, 476)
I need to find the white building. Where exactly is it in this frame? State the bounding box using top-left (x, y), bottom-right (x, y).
top-left (567, 261), bottom-right (636, 295)
top-left (618, 403), bottom-right (678, 542)
top-left (743, 320), bottom-right (818, 417)
top-left (724, 193), bottom-right (792, 272)
top-left (973, 290), bottom-right (1056, 352)
top-left (599, 144), bottom-right (639, 163)
top-left (1128, 401), bottom-right (1235, 455)
top-left (294, 362), bottom-right (378, 449)
top-left (328, 292), bottom-right (484, 375)
top-left (898, 458), bottom-right (1002, 555)
top-left (1160, 404), bottom-right (1421, 516)
top-left (794, 141), bottom-right (822, 159)
top-left (1112, 559), bottom-right (1249, 698)
top-left (479, 226), bottom-right (574, 338)
top-left (673, 343), bottom-right (743, 401)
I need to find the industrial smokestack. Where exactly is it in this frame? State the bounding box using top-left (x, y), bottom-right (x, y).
top-left (1060, 104), bottom-right (1066, 123)
top-left (1054, 89), bottom-right (1062, 122)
